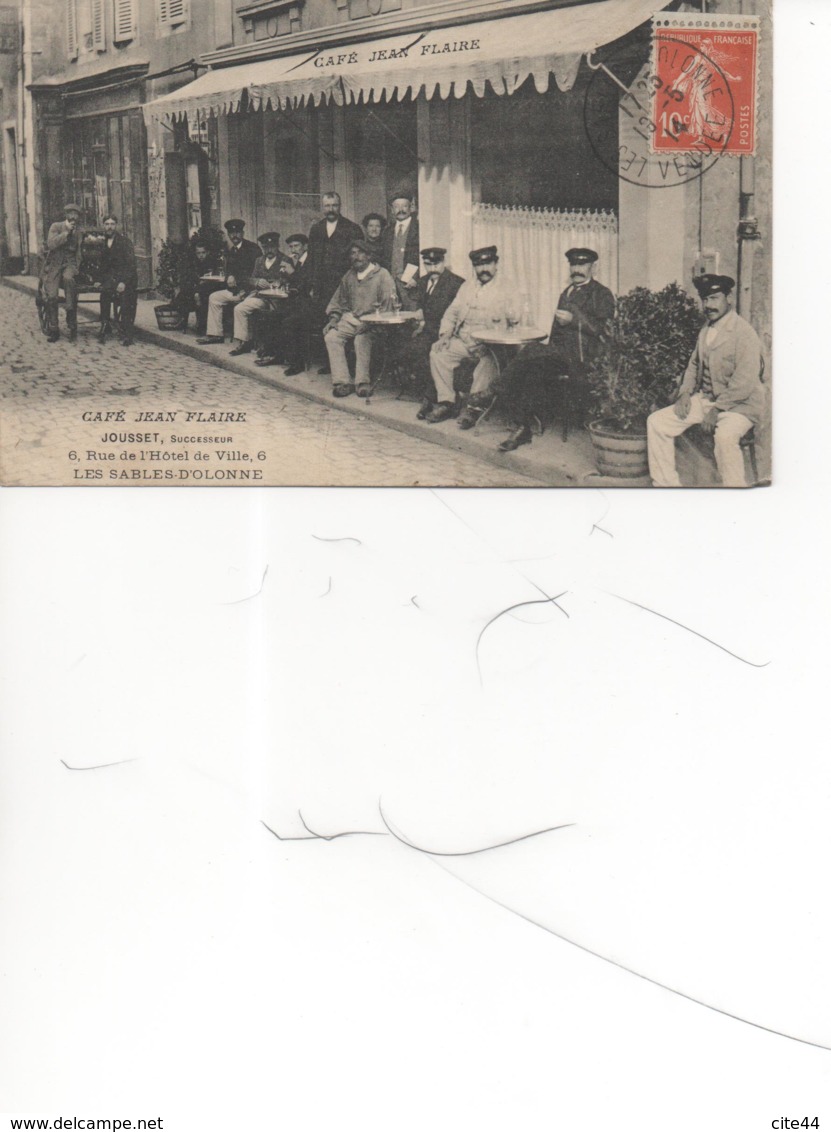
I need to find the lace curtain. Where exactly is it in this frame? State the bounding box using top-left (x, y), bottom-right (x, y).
top-left (471, 204), bottom-right (619, 330)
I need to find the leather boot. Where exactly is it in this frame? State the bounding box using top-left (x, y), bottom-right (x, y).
top-left (45, 300), bottom-right (60, 342)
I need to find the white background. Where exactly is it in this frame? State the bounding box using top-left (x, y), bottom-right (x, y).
top-left (2, 2), bottom-right (830, 1128)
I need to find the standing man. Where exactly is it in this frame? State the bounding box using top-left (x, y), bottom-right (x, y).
top-left (323, 239), bottom-right (396, 398)
top-left (426, 245), bottom-right (508, 427)
top-left (497, 246), bottom-right (615, 451)
top-left (40, 202), bottom-right (84, 343)
top-left (380, 190), bottom-right (420, 310)
top-left (391, 247), bottom-right (463, 419)
top-left (197, 219), bottom-right (260, 345)
top-left (307, 192), bottom-right (364, 373)
top-left (647, 273), bottom-right (765, 488)
top-left (227, 232), bottom-right (293, 356)
top-left (97, 214), bottom-right (138, 347)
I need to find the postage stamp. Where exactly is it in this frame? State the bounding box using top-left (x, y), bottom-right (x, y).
top-left (651, 15), bottom-right (759, 157)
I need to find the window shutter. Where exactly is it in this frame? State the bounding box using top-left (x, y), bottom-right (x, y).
top-left (91, 0), bottom-right (105, 50)
top-left (161, 0), bottom-right (188, 25)
top-left (113, 0), bottom-right (134, 42)
top-left (66, 0), bottom-right (78, 59)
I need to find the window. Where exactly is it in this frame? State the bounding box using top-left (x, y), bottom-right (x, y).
top-left (91, 0), bottom-right (105, 51)
top-left (159, 0), bottom-right (189, 27)
top-left (113, 0), bottom-right (135, 42)
top-left (66, 0), bottom-right (78, 59)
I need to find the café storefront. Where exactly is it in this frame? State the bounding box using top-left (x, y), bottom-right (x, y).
top-left (143, 0), bottom-right (675, 323)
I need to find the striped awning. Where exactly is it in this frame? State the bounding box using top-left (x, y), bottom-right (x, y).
top-left (143, 0), bottom-right (667, 121)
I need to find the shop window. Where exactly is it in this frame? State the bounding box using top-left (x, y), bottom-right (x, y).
top-left (348, 0), bottom-right (401, 19)
top-left (66, 0), bottom-right (79, 59)
top-left (113, 0), bottom-right (136, 43)
top-left (471, 77), bottom-right (618, 213)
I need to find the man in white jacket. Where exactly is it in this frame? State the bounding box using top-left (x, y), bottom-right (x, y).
top-left (647, 274), bottom-right (766, 487)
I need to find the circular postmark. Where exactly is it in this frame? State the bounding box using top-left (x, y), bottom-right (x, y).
top-left (583, 35), bottom-right (735, 190)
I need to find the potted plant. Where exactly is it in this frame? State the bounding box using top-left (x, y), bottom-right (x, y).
top-left (154, 226), bottom-right (226, 330)
top-left (586, 283), bottom-right (702, 479)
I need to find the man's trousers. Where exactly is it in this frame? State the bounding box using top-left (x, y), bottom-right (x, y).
top-left (429, 336), bottom-right (498, 404)
top-left (647, 394), bottom-right (753, 487)
top-left (206, 288), bottom-right (244, 338)
top-left (324, 313), bottom-right (373, 385)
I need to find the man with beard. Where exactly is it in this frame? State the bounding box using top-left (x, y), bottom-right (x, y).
top-left (425, 245), bottom-right (508, 427)
top-left (323, 239), bottom-right (396, 398)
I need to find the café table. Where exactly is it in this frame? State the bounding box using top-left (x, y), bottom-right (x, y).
top-left (469, 325), bottom-right (586, 441)
top-left (358, 309), bottom-right (421, 397)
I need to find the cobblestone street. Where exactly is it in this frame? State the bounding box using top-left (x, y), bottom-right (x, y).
top-left (0, 286), bottom-right (543, 487)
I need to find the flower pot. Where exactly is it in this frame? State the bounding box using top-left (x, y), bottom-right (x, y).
top-left (588, 419), bottom-right (649, 480)
top-left (154, 304), bottom-right (182, 331)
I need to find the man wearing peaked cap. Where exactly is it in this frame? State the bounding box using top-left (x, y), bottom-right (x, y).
top-left (497, 245), bottom-right (615, 451)
top-left (390, 247), bottom-right (463, 419)
top-left (39, 203), bottom-right (85, 342)
top-left (647, 271), bottom-right (766, 487)
top-left (197, 219), bottom-right (261, 345)
top-left (426, 244), bottom-right (509, 426)
top-left (227, 231), bottom-right (295, 356)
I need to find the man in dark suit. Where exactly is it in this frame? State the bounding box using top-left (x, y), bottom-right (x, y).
top-left (173, 237), bottom-right (221, 334)
top-left (390, 248), bottom-right (463, 419)
top-left (97, 214), bottom-right (138, 347)
top-left (40, 202), bottom-right (84, 342)
top-left (197, 219), bottom-right (261, 345)
top-left (307, 192), bottom-right (364, 373)
top-left (255, 233), bottom-right (316, 375)
top-left (497, 247), bottom-right (616, 451)
top-left (379, 190), bottom-right (420, 310)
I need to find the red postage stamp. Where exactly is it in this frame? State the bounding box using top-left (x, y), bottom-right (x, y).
top-left (651, 15), bottom-right (759, 156)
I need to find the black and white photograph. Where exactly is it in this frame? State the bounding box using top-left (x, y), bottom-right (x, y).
top-left (0, 0), bottom-right (770, 486)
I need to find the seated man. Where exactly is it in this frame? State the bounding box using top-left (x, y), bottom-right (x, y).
top-left (387, 247), bottom-right (463, 419)
top-left (197, 219), bottom-right (260, 345)
top-left (172, 237), bottom-right (220, 335)
top-left (40, 202), bottom-right (84, 343)
top-left (97, 214), bottom-right (138, 347)
top-left (227, 232), bottom-right (293, 356)
top-left (497, 247), bottom-right (615, 451)
top-left (426, 245), bottom-right (508, 427)
top-left (646, 273), bottom-right (765, 488)
top-left (323, 239), bottom-right (396, 398)
top-left (256, 233), bottom-right (314, 375)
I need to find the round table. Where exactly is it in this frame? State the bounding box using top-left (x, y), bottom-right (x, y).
top-left (256, 287), bottom-right (290, 309)
top-left (358, 311), bottom-right (421, 396)
top-left (359, 311), bottom-right (420, 326)
top-left (469, 327), bottom-right (548, 347)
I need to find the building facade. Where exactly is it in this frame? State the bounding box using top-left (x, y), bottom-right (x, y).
top-left (14, 0), bottom-right (770, 346)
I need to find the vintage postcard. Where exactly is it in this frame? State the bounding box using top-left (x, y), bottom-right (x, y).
top-left (0, 0), bottom-right (770, 487)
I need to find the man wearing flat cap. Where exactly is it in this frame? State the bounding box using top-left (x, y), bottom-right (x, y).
top-left (323, 239), bottom-right (396, 398)
top-left (197, 219), bottom-right (261, 345)
top-left (391, 248), bottom-right (463, 418)
top-left (497, 246), bottom-right (615, 451)
top-left (647, 273), bottom-right (765, 487)
top-left (380, 190), bottom-right (420, 310)
top-left (226, 232), bottom-right (294, 356)
top-left (426, 245), bottom-right (509, 426)
top-left (39, 203), bottom-right (85, 342)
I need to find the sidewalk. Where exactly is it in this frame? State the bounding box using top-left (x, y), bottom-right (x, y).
top-left (2, 277), bottom-right (714, 488)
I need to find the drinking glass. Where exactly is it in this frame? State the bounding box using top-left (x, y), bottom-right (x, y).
top-left (506, 306), bottom-right (519, 331)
